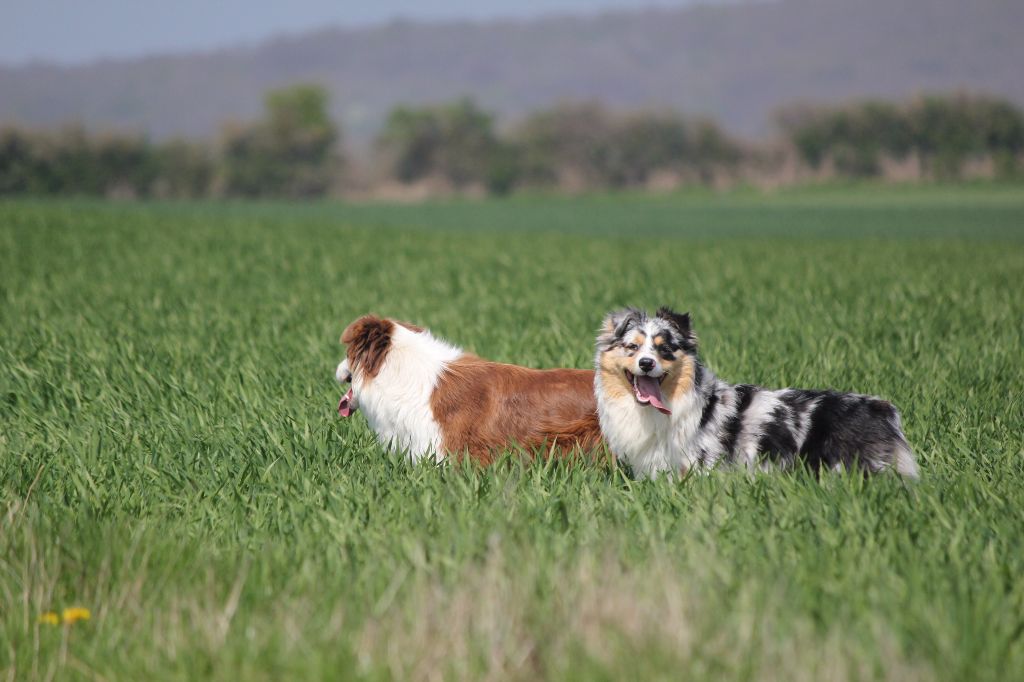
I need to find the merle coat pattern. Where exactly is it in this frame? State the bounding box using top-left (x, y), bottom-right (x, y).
top-left (593, 307), bottom-right (919, 479)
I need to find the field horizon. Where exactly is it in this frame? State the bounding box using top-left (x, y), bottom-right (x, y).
top-left (2, 185), bottom-right (1023, 680)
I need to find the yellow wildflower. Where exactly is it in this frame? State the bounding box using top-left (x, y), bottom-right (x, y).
top-left (38, 612), bottom-right (60, 626)
top-left (61, 607), bottom-right (91, 624)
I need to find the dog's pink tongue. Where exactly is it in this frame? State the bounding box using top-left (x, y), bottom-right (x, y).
top-left (337, 388), bottom-right (354, 418)
top-left (634, 375), bottom-right (671, 415)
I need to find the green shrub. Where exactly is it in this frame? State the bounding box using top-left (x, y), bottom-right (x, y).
top-left (512, 103), bottom-right (741, 190)
top-left (376, 98), bottom-right (501, 189)
top-left (779, 93), bottom-right (1024, 179)
top-left (219, 84), bottom-right (341, 198)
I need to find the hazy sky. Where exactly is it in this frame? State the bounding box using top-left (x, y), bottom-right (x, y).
top-left (0, 0), bottom-right (709, 66)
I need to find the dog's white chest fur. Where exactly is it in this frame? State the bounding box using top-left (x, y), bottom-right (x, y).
top-left (595, 373), bottom-right (704, 478)
top-left (353, 325), bottom-right (462, 461)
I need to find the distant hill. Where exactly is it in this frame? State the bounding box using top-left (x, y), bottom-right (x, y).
top-left (1, 0), bottom-right (1022, 144)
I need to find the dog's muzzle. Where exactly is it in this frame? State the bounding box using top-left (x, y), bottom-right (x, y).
top-left (336, 360), bottom-right (355, 417)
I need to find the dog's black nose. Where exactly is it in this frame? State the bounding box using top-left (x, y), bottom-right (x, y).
top-left (638, 357), bottom-right (655, 373)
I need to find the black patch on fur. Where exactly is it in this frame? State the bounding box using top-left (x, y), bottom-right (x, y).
top-left (656, 306), bottom-right (697, 352)
top-left (656, 345), bottom-right (677, 361)
top-left (699, 391), bottom-right (719, 429)
top-left (802, 393), bottom-right (851, 471)
top-left (797, 392), bottom-right (903, 472)
top-left (720, 384), bottom-right (757, 455)
top-left (779, 389), bottom-right (825, 411)
top-left (758, 406), bottom-right (798, 461)
top-left (780, 389), bottom-right (824, 438)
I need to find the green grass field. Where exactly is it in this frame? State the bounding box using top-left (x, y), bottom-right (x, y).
top-left (2, 185), bottom-right (1023, 681)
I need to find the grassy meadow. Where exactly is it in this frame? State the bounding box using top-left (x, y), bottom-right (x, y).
top-left (1, 185), bottom-right (1023, 680)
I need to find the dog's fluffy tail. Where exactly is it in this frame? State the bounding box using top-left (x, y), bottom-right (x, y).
top-left (890, 441), bottom-right (920, 479)
top-left (886, 409), bottom-right (920, 479)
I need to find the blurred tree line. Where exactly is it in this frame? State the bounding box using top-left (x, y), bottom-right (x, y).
top-left (1, 88), bottom-right (1022, 199)
top-left (778, 94), bottom-right (1024, 179)
top-left (374, 99), bottom-right (741, 194)
top-left (0, 84), bottom-right (340, 199)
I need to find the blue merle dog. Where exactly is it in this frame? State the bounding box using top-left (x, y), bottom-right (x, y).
top-left (594, 307), bottom-right (919, 479)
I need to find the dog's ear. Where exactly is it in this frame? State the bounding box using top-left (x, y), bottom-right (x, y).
top-left (656, 307), bottom-right (697, 351)
top-left (342, 314), bottom-right (380, 344)
top-left (341, 315), bottom-right (393, 377)
top-left (598, 308), bottom-right (642, 349)
top-left (656, 307), bottom-right (690, 335)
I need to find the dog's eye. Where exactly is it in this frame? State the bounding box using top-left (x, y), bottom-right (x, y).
top-left (624, 343), bottom-right (639, 352)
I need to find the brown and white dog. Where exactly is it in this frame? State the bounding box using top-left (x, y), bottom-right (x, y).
top-left (335, 315), bottom-right (601, 462)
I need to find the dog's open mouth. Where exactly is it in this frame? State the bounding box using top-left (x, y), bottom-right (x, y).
top-left (338, 387), bottom-right (355, 417)
top-left (626, 370), bottom-right (671, 415)
top-left (336, 361), bottom-right (356, 418)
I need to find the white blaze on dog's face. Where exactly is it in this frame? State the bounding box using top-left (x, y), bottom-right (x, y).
top-left (335, 357), bottom-right (352, 384)
top-left (595, 307), bottom-right (698, 415)
top-left (335, 357), bottom-right (355, 416)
